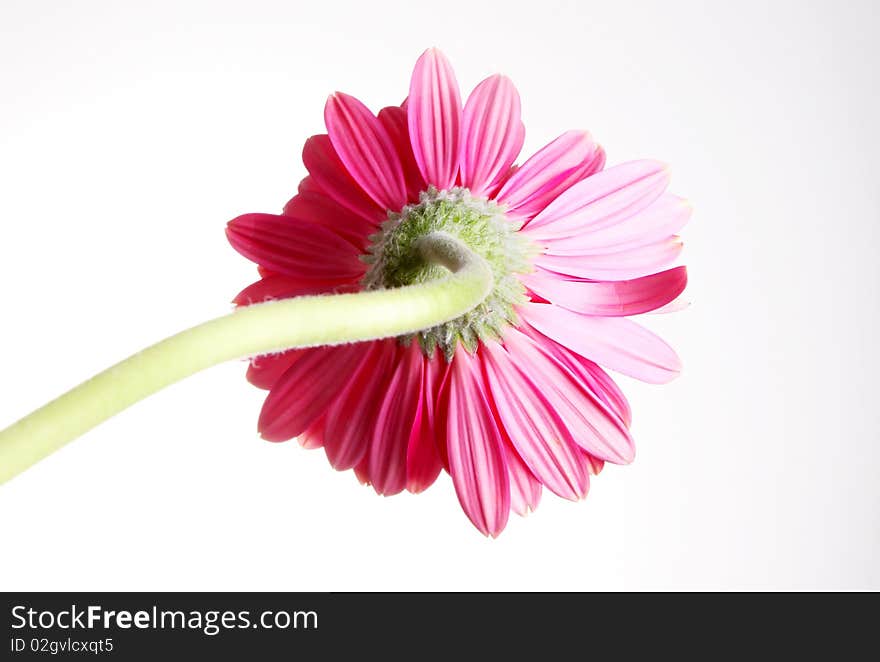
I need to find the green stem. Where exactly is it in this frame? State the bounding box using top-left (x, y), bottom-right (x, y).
top-left (0, 232), bottom-right (492, 484)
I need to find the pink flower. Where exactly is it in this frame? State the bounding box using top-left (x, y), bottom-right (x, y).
top-left (226, 48), bottom-right (689, 536)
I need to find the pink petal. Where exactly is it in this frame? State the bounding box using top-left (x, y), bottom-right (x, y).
top-left (523, 160), bottom-right (670, 237)
top-left (301, 134), bottom-right (386, 222)
top-left (503, 328), bottom-right (635, 464)
top-left (482, 341), bottom-right (590, 500)
top-left (323, 340), bottom-right (397, 471)
top-left (258, 344), bottom-right (365, 442)
top-left (521, 266), bottom-right (688, 316)
top-left (446, 346), bottom-right (510, 537)
top-left (226, 213), bottom-right (365, 282)
top-left (407, 48), bottom-right (462, 190)
top-left (460, 74), bottom-right (525, 197)
top-left (503, 443), bottom-right (542, 516)
top-left (535, 237), bottom-right (684, 280)
top-left (325, 93), bottom-right (407, 212)
top-left (431, 355), bottom-right (454, 471)
top-left (377, 105), bottom-right (427, 203)
top-left (586, 455), bottom-right (605, 475)
top-left (521, 302), bottom-right (682, 384)
top-left (545, 343), bottom-right (633, 427)
top-left (282, 189), bottom-right (378, 249)
top-left (406, 350), bottom-right (443, 493)
top-left (368, 343), bottom-right (423, 496)
top-left (496, 131), bottom-right (603, 223)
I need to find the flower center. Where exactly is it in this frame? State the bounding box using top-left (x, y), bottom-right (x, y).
top-left (362, 187), bottom-right (535, 359)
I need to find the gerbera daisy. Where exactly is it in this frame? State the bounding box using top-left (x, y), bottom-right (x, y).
top-left (226, 48), bottom-right (689, 536)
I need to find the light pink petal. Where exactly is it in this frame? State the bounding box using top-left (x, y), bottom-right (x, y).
top-left (521, 302), bottom-right (682, 384)
top-left (533, 193), bottom-right (691, 252)
top-left (301, 134), bottom-right (386, 223)
top-left (646, 298), bottom-right (691, 314)
top-left (406, 350), bottom-right (443, 493)
top-left (503, 443), bottom-right (542, 516)
top-left (377, 105), bottom-right (427, 203)
top-left (496, 131), bottom-right (603, 223)
top-left (407, 48), bottom-right (462, 189)
top-left (521, 266), bottom-right (688, 316)
top-left (282, 189), bottom-right (378, 249)
top-left (368, 343), bottom-right (423, 496)
top-left (535, 237), bottom-right (684, 280)
top-left (523, 160), bottom-right (670, 237)
top-left (325, 93), bottom-right (407, 212)
top-left (503, 328), bottom-right (635, 464)
top-left (226, 213), bottom-right (365, 282)
top-left (460, 74), bottom-right (525, 197)
top-left (446, 346), bottom-right (510, 537)
top-left (258, 344), bottom-right (365, 442)
top-left (483, 341), bottom-right (590, 500)
top-left (323, 340), bottom-right (397, 471)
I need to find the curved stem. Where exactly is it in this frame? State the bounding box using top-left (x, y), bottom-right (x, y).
top-left (0, 232), bottom-right (493, 484)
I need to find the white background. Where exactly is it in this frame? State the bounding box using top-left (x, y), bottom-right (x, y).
top-left (1, 0), bottom-right (877, 590)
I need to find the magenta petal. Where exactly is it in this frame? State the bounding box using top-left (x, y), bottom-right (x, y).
top-left (282, 190), bottom-right (378, 249)
top-left (258, 344), bottom-right (365, 442)
top-left (521, 302), bottom-right (682, 384)
top-left (247, 351), bottom-right (302, 390)
top-left (482, 341), bottom-right (590, 500)
top-left (325, 93), bottom-right (407, 212)
top-left (521, 266), bottom-right (688, 316)
top-left (446, 346), bottom-right (510, 537)
top-left (368, 343), bottom-right (422, 496)
top-left (503, 328), bottom-right (635, 464)
top-left (301, 134), bottom-right (386, 222)
top-left (323, 340), bottom-right (396, 471)
top-left (407, 48), bottom-right (462, 190)
top-left (232, 274), bottom-right (354, 306)
top-left (523, 160), bottom-right (670, 237)
top-left (460, 74), bottom-right (525, 197)
top-left (300, 416), bottom-right (326, 450)
top-left (226, 213), bottom-right (365, 282)
top-left (406, 351), bottom-right (443, 493)
top-left (496, 131), bottom-right (602, 223)
top-left (377, 105), bottom-right (427, 203)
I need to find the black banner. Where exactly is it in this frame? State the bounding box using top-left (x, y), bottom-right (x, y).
top-left (1, 592), bottom-right (874, 658)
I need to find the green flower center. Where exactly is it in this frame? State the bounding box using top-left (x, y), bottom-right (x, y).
top-left (362, 187), bottom-right (536, 359)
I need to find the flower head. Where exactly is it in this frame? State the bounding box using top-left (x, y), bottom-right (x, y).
top-left (227, 48), bottom-right (689, 536)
